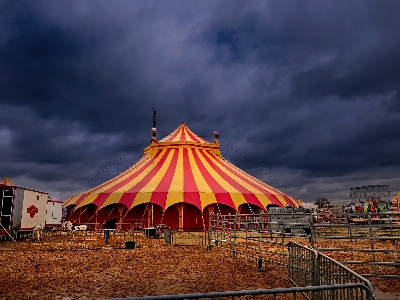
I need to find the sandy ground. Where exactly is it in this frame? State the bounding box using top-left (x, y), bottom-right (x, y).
top-left (0, 235), bottom-right (302, 300)
top-left (1, 232), bottom-right (400, 300)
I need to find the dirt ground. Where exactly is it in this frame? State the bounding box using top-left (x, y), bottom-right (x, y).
top-left (0, 234), bottom-right (301, 300)
top-left (1, 232), bottom-right (400, 300)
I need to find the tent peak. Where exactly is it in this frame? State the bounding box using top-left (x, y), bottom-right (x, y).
top-left (0, 176), bottom-right (17, 187)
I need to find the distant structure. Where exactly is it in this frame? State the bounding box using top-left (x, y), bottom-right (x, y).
top-left (350, 185), bottom-right (390, 202)
top-left (0, 176), bottom-right (63, 240)
top-left (350, 185), bottom-right (391, 213)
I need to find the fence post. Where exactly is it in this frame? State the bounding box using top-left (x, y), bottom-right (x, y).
top-left (313, 254), bottom-right (321, 300)
top-left (208, 213), bottom-right (213, 249)
top-left (310, 214), bottom-right (315, 248)
top-left (368, 215), bottom-right (376, 275)
top-left (233, 214), bottom-right (237, 258)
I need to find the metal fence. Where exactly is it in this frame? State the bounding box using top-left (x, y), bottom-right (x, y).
top-left (208, 213), bottom-right (377, 300)
top-left (108, 284), bottom-right (375, 300)
top-left (105, 242), bottom-right (376, 300)
top-left (289, 242), bottom-right (375, 300)
top-left (208, 212), bottom-right (400, 278)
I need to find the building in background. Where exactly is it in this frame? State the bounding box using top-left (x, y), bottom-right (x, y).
top-left (0, 176), bottom-right (62, 239)
top-left (350, 185), bottom-right (391, 213)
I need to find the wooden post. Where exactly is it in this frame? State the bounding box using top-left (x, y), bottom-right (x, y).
top-left (147, 204), bottom-right (152, 227)
top-left (95, 211), bottom-right (98, 231)
top-left (177, 203), bottom-right (187, 229)
top-left (237, 206), bottom-right (242, 229)
top-left (118, 205), bottom-right (125, 229)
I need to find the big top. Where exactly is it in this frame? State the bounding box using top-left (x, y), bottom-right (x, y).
top-left (63, 123), bottom-right (297, 230)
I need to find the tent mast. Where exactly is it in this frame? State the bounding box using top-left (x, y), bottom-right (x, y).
top-left (152, 108), bottom-right (157, 138)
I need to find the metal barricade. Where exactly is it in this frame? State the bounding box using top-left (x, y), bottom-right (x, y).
top-left (289, 242), bottom-right (376, 300)
top-left (107, 283), bottom-right (375, 300)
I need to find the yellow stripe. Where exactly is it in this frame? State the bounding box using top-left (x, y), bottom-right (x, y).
top-left (75, 193), bottom-right (100, 209)
top-left (196, 149), bottom-right (245, 209)
top-left (131, 149), bottom-right (175, 207)
top-left (203, 151), bottom-right (272, 208)
top-left (94, 155), bottom-right (150, 193)
top-left (100, 154), bottom-right (164, 208)
top-left (188, 149), bottom-right (216, 209)
top-left (74, 156), bottom-right (151, 208)
top-left (76, 153), bottom-right (164, 209)
top-left (99, 192), bottom-right (124, 209)
top-left (220, 159), bottom-right (287, 206)
top-left (76, 155), bottom-right (149, 201)
top-left (165, 148), bottom-right (184, 208)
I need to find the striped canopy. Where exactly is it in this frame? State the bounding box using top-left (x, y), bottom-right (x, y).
top-left (0, 177), bottom-right (17, 187)
top-left (63, 123), bottom-right (297, 211)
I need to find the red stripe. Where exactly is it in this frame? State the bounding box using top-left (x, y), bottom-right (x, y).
top-left (87, 156), bottom-right (148, 192)
top-left (69, 193), bottom-right (89, 208)
top-left (73, 153), bottom-right (162, 208)
top-left (92, 193), bottom-right (113, 208)
top-left (70, 156), bottom-right (148, 207)
top-left (198, 151), bottom-right (264, 209)
top-left (149, 148), bottom-right (179, 209)
top-left (186, 128), bottom-right (201, 143)
top-left (119, 149), bottom-right (172, 208)
top-left (178, 126), bottom-right (186, 141)
top-left (191, 149), bottom-right (236, 209)
top-left (208, 152), bottom-right (285, 206)
top-left (183, 148), bottom-right (201, 209)
top-left (164, 127), bottom-right (181, 142)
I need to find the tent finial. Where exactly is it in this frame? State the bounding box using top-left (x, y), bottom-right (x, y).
top-left (214, 130), bottom-right (219, 146)
top-left (152, 108), bottom-right (157, 139)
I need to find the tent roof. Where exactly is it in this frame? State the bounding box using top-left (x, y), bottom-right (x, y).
top-left (0, 176), bottom-right (17, 187)
top-left (63, 123), bottom-right (297, 211)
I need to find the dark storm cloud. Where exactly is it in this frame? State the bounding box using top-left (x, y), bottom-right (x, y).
top-left (0, 1), bottom-right (154, 134)
top-left (1, 0), bottom-right (400, 202)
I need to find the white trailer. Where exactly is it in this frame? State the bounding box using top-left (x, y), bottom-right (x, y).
top-left (45, 200), bottom-right (63, 228)
top-left (0, 177), bottom-right (62, 240)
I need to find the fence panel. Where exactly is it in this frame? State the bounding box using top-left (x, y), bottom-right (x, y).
top-left (288, 242), bottom-right (376, 300)
top-left (108, 284), bottom-right (375, 300)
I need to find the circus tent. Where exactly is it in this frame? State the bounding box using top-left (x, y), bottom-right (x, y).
top-left (63, 123), bottom-right (297, 230)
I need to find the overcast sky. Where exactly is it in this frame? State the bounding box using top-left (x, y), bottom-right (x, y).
top-left (1, 0), bottom-right (400, 205)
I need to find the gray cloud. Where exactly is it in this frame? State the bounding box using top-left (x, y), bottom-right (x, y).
top-left (1, 0), bottom-right (400, 203)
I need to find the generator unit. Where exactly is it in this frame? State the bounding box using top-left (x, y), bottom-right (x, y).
top-left (268, 207), bottom-right (311, 234)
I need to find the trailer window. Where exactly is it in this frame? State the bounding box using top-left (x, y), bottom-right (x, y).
top-left (3, 188), bottom-right (13, 197)
top-left (2, 198), bottom-right (12, 215)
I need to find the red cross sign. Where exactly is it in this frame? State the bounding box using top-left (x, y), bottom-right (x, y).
top-left (27, 205), bottom-right (38, 218)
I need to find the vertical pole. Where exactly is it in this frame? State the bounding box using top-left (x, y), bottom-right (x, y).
top-left (152, 108), bottom-right (157, 128)
top-left (368, 214), bottom-right (376, 275)
top-left (310, 214), bottom-right (315, 248)
top-left (95, 211), bottom-right (98, 232)
top-left (208, 213), bottom-right (212, 249)
top-left (151, 205), bottom-right (154, 227)
top-left (147, 205), bottom-right (152, 228)
top-left (233, 214), bottom-right (237, 258)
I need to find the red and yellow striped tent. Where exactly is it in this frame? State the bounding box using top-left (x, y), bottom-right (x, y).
top-left (63, 123), bottom-right (297, 229)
